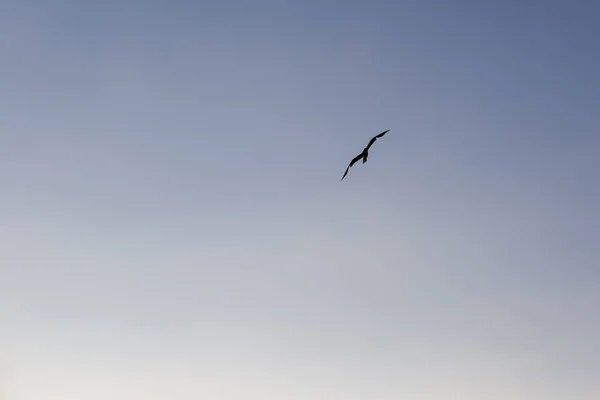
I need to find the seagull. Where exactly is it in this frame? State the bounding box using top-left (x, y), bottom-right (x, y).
top-left (341, 129), bottom-right (389, 181)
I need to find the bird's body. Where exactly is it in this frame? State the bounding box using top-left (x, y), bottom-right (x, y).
top-left (341, 129), bottom-right (389, 181)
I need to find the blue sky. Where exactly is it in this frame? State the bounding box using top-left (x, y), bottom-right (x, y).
top-left (1, 1), bottom-right (599, 399)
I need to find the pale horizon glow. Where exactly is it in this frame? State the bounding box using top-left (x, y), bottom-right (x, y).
top-left (1, 1), bottom-right (599, 399)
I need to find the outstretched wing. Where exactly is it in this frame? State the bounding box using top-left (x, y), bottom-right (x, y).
top-left (341, 153), bottom-right (364, 181)
top-left (365, 129), bottom-right (390, 150)
top-left (341, 165), bottom-right (351, 181)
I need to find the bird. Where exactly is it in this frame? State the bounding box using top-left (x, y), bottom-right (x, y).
top-left (341, 129), bottom-right (389, 181)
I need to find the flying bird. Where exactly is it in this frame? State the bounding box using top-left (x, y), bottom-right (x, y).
top-left (341, 129), bottom-right (389, 181)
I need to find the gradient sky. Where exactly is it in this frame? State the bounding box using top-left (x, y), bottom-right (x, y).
top-left (1, 1), bottom-right (599, 399)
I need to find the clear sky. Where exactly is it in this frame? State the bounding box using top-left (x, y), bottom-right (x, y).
top-left (1, 0), bottom-right (599, 399)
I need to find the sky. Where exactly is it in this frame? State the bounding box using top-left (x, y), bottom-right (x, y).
top-left (1, 0), bottom-right (599, 399)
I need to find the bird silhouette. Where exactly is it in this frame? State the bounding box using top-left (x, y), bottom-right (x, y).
top-left (341, 129), bottom-right (389, 181)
